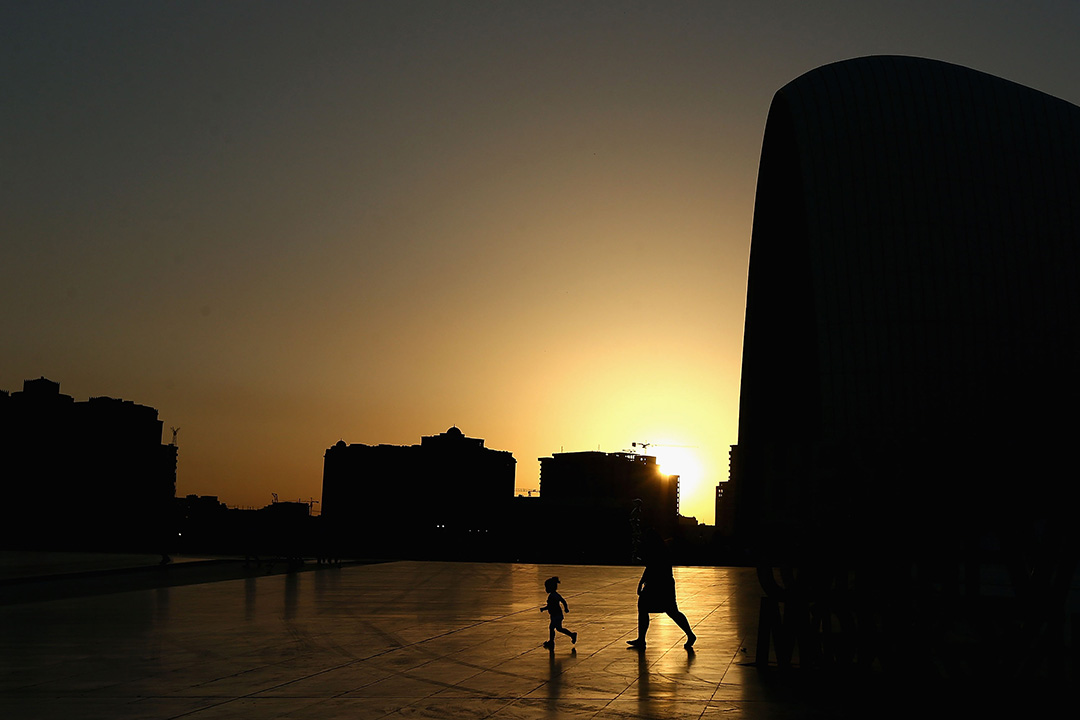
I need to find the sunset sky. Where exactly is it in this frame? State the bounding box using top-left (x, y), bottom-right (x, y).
top-left (4, 1), bottom-right (1079, 523)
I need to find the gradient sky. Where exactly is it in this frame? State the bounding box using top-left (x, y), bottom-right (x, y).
top-left (4, 1), bottom-right (1079, 523)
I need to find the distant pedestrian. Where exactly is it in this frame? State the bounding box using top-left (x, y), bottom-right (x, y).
top-left (540, 576), bottom-right (577, 649)
top-left (626, 530), bottom-right (696, 650)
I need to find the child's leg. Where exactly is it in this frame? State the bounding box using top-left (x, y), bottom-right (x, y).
top-left (555, 621), bottom-right (578, 644)
top-left (549, 624), bottom-right (556, 643)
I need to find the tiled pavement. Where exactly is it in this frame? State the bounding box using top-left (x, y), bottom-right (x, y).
top-left (0, 558), bottom-right (1061, 718)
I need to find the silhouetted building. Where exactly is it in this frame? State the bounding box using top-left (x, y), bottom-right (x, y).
top-left (732, 56), bottom-right (1080, 677)
top-left (174, 494), bottom-right (228, 552)
top-left (172, 494), bottom-right (316, 559)
top-left (714, 481), bottom-right (729, 534)
top-left (177, 493), bottom-right (228, 520)
top-left (713, 446), bottom-right (736, 539)
top-left (0, 377), bottom-right (177, 551)
top-left (321, 426), bottom-right (516, 556)
top-left (536, 450), bottom-right (679, 562)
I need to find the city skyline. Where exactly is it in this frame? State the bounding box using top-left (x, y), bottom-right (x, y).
top-left (5, 2), bottom-right (1080, 523)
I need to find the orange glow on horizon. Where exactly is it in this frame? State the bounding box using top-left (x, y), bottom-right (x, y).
top-left (9, 3), bottom-right (1069, 534)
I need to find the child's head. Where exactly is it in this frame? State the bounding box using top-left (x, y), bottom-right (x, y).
top-left (544, 576), bottom-right (559, 593)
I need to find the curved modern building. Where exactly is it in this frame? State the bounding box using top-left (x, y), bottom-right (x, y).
top-left (733, 55), bottom-right (1080, 560)
top-left (731, 57), bottom-right (1080, 674)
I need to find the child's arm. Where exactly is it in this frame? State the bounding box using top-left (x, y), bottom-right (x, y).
top-left (559, 593), bottom-right (569, 613)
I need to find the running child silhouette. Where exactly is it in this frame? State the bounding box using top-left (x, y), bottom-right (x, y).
top-left (540, 576), bottom-right (577, 649)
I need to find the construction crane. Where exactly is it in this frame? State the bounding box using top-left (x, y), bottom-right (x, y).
top-left (632, 441), bottom-right (698, 452)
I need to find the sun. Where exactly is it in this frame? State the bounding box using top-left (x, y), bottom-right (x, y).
top-left (649, 446), bottom-right (704, 502)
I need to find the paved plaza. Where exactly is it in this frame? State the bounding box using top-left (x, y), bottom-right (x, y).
top-left (0, 556), bottom-right (1062, 719)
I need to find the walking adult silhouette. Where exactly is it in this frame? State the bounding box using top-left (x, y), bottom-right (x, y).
top-left (627, 530), bottom-right (696, 649)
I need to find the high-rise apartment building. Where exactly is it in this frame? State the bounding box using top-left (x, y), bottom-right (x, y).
top-left (0, 377), bottom-right (177, 550)
top-left (321, 426), bottom-right (516, 553)
top-left (537, 450), bottom-right (679, 562)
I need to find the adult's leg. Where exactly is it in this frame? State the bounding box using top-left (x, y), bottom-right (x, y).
top-left (666, 609), bottom-right (696, 646)
top-left (626, 608), bottom-right (650, 647)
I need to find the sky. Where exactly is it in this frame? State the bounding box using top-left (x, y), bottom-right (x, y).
top-left (3, 1), bottom-right (1079, 524)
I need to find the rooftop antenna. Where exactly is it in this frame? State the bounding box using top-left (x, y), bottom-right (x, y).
top-left (271, 492), bottom-right (279, 503)
top-left (170, 426), bottom-right (180, 445)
